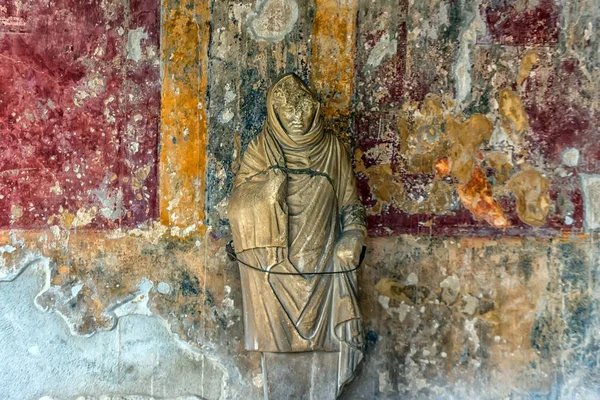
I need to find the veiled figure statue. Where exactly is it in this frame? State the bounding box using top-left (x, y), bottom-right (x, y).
top-left (228, 73), bottom-right (367, 396)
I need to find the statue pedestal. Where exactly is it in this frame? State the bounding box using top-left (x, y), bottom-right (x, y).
top-left (262, 352), bottom-right (339, 400)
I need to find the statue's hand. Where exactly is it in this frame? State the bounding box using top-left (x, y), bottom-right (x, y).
top-left (335, 229), bottom-right (365, 269)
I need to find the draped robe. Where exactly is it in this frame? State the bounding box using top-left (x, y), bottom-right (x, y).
top-left (228, 74), bottom-right (366, 391)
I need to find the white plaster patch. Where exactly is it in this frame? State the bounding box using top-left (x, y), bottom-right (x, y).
top-left (440, 275), bottom-right (460, 305)
top-left (128, 141), bottom-right (140, 154)
top-left (452, 2), bottom-right (486, 105)
top-left (379, 370), bottom-right (393, 393)
top-left (405, 272), bottom-right (418, 286)
top-left (489, 124), bottom-right (517, 149)
top-left (465, 317), bottom-right (480, 353)
top-left (222, 296), bottom-right (234, 311)
top-left (0, 261), bottom-right (227, 400)
top-left (182, 224), bottom-right (197, 236)
top-left (71, 207), bottom-right (98, 227)
top-left (252, 373), bottom-right (263, 388)
top-left (561, 148), bottom-right (580, 167)
top-left (49, 181), bottom-right (62, 195)
top-left (110, 278), bottom-right (154, 318)
top-left (584, 21), bottom-right (593, 41)
top-left (460, 294), bottom-right (479, 316)
top-left (73, 90), bottom-right (90, 107)
top-left (0, 244), bottom-right (16, 255)
top-left (396, 303), bottom-right (411, 322)
top-left (157, 281), bottom-right (172, 295)
top-left (378, 295), bottom-right (412, 322)
top-left (86, 76), bottom-right (105, 93)
top-left (378, 294), bottom-right (390, 309)
top-left (233, 2), bottom-right (253, 24)
top-left (103, 107), bottom-right (116, 123)
top-left (219, 108), bottom-right (234, 124)
top-left (49, 226), bottom-right (61, 241)
top-left (70, 283), bottom-right (83, 300)
top-left (220, 285), bottom-right (240, 329)
top-left (215, 197), bottom-right (230, 221)
top-left (95, 187), bottom-right (126, 222)
top-left (123, 221), bottom-right (169, 245)
top-left (166, 191), bottom-right (181, 213)
top-left (224, 84), bottom-right (236, 104)
top-left (367, 33), bottom-right (398, 68)
top-left (127, 27), bottom-right (148, 62)
top-left (247, 0), bottom-right (299, 42)
top-left (170, 224), bottom-right (198, 238)
top-left (580, 174), bottom-right (600, 232)
top-left (93, 44), bottom-right (105, 57)
top-left (554, 167), bottom-right (570, 178)
top-left (0, 235), bottom-right (35, 281)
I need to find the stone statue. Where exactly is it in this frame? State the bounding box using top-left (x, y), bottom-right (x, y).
top-left (228, 73), bottom-right (366, 397)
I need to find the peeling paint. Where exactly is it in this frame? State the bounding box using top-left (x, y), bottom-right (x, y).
top-left (247, 0), bottom-right (299, 42)
top-left (0, 261), bottom-right (226, 400)
top-left (1, 0), bottom-right (599, 398)
top-left (453, 0), bottom-right (486, 105)
top-left (0, 0), bottom-right (160, 228)
top-left (562, 148), bottom-right (580, 167)
top-left (580, 174), bottom-right (600, 231)
top-left (367, 33), bottom-right (398, 68)
top-left (127, 27), bottom-right (148, 62)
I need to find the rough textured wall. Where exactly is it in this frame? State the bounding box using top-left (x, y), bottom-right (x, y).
top-left (0, 0), bottom-right (160, 228)
top-left (355, 0), bottom-right (598, 236)
top-left (351, 236), bottom-right (600, 399)
top-left (1, 0), bottom-right (599, 399)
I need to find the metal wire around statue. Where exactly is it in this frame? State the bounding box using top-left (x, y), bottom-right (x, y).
top-left (226, 241), bottom-right (366, 276)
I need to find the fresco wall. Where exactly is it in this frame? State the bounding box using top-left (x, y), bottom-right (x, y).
top-left (0, 0), bottom-right (160, 229)
top-left (0, 0), bottom-right (598, 399)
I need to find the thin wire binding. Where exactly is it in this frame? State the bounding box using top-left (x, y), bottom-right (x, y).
top-left (226, 241), bottom-right (366, 276)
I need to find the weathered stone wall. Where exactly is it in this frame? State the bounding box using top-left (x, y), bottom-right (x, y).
top-left (1, 0), bottom-right (598, 399)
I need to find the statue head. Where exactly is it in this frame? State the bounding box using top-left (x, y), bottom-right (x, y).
top-left (270, 74), bottom-right (318, 136)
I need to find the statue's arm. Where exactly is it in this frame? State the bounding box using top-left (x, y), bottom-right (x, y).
top-left (339, 157), bottom-right (367, 235)
top-left (335, 157), bottom-right (367, 268)
top-left (341, 200), bottom-right (367, 234)
top-left (336, 179), bottom-right (366, 268)
top-left (232, 135), bottom-right (266, 188)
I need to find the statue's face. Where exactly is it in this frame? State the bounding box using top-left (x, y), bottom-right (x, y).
top-left (272, 78), bottom-right (317, 136)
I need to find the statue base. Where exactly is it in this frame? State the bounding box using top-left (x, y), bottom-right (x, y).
top-left (261, 351), bottom-right (339, 400)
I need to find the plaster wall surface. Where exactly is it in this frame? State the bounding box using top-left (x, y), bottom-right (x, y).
top-left (0, 261), bottom-right (223, 400)
top-left (0, 0), bottom-right (598, 398)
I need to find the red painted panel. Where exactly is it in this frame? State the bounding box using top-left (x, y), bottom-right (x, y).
top-left (0, 0), bottom-right (159, 228)
top-left (479, 0), bottom-right (560, 45)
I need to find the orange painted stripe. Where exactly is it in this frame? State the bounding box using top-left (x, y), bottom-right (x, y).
top-left (160, 0), bottom-right (209, 230)
top-left (311, 0), bottom-right (358, 121)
